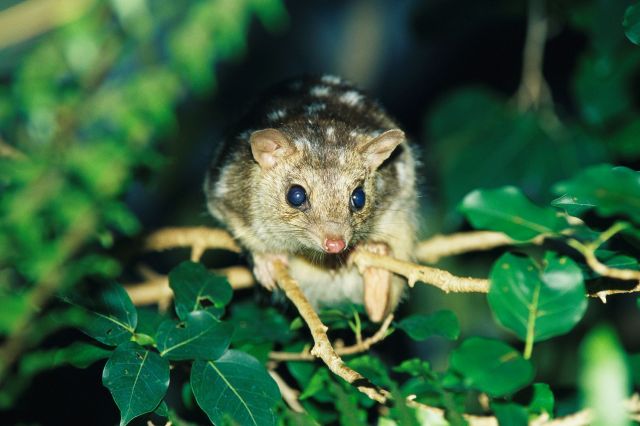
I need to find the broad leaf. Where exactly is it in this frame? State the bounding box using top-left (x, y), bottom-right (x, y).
top-left (65, 281), bottom-right (137, 346)
top-left (460, 186), bottom-right (567, 240)
top-left (230, 302), bottom-right (293, 344)
top-left (553, 165), bottom-right (640, 224)
top-left (489, 252), bottom-right (587, 342)
top-left (624, 4), bottom-right (640, 45)
top-left (102, 342), bottom-right (170, 426)
top-left (20, 342), bottom-right (111, 376)
top-left (529, 383), bottom-right (554, 416)
top-left (450, 337), bottom-right (534, 397)
top-left (169, 261), bottom-right (232, 320)
top-left (393, 359), bottom-right (432, 378)
top-left (156, 310), bottom-right (233, 361)
top-left (492, 402), bottom-right (528, 426)
top-left (397, 310), bottom-right (460, 341)
top-left (191, 350), bottom-right (280, 426)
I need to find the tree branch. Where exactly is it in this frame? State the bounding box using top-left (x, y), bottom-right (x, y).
top-left (269, 314), bottom-right (394, 361)
top-left (351, 249), bottom-right (489, 293)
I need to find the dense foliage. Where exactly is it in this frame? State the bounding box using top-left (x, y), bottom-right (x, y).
top-left (1, 1), bottom-right (640, 425)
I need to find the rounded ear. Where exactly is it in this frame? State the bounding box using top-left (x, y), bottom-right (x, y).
top-left (250, 129), bottom-right (296, 169)
top-left (357, 129), bottom-right (405, 170)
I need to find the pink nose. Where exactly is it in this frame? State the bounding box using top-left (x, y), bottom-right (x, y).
top-left (323, 238), bottom-right (346, 254)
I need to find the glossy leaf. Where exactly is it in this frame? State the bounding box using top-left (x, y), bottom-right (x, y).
top-left (66, 281), bottom-right (137, 346)
top-left (450, 337), bottom-right (534, 396)
top-left (489, 252), bottom-right (587, 342)
top-left (553, 165), bottom-right (640, 224)
top-left (191, 350), bottom-right (280, 426)
top-left (624, 4), bottom-right (640, 45)
top-left (492, 402), bottom-right (528, 426)
top-left (529, 383), bottom-right (554, 415)
top-left (156, 310), bottom-right (233, 361)
top-left (397, 310), bottom-right (460, 341)
top-left (102, 342), bottom-right (170, 426)
top-left (460, 186), bottom-right (567, 240)
top-left (169, 261), bottom-right (232, 320)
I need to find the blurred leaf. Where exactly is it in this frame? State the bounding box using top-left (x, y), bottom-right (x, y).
top-left (624, 4), bottom-right (640, 45)
top-left (169, 261), bottom-right (232, 320)
top-left (629, 353), bottom-right (640, 387)
top-left (580, 326), bottom-right (630, 426)
top-left (156, 310), bottom-right (233, 361)
top-left (330, 382), bottom-right (368, 426)
top-left (492, 402), bottom-right (528, 426)
top-left (488, 252), bottom-right (587, 342)
top-left (573, 52), bottom-right (640, 126)
top-left (0, 290), bottom-right (28, 334)
top-left (529, 383), bottom-right (554, 416)
top-left (65, 281), bottom-right (137, 346)
top-left (429, 88), bottom-right (606, 218)
top-left (450, 337), bottom-right (534, 397)
top-left (347, 355), bottom-right (392, 388)
top-left (102, 342), bottom-right (170, 426)
top-left (553, 165), bottom-right (640, 224)
top-left (300, 368), bottom-right (332, 401)
top-left (460, 186), bottom-right (568, 240)
top-left (393, 359), bottom-right (432, 378)
top-left (396, 310), bottom-right (460, 341)
top-left (20, 342), bottom-right (111, 376)
top-left (229, 302), bottom-right (292, 344)
top-left (191, 350), bottom-right (280, 426)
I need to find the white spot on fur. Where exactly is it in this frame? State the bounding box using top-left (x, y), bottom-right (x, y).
top-left (321, 75), bottom-right (342, 85)
top-left (310, 85), bottom-right (330, 97)
top-left (267, 109), bottom-right (287, 121)
top-left (304, 102), bottom-right (326, 114)
top-left (294, 137), bottom-right (311, 150)
top-left (339, 90), bottom-right (363, 106)
top-left (326, 126), bottom-right (335, 139)
top-left (349, 130), bottom-right (359, 138)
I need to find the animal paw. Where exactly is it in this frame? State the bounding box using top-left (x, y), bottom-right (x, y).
top-left (359, 242), bottom-right (392, 322)
top-left (252, 253), bottom-right (288, 291)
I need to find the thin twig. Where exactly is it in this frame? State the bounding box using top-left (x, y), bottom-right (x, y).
top-left (144, 227), bottom-right (241, 257)
top-left (351, 249), bottom-right (489, 293)
top-left (516, 0), bottom-right (551, 110)
top-left (268, 369), bottom-right (306, 413)
top-left (269, 314), bottom-right (394, 361)
top-left (272, 260), bottom-right (389, 404)
top-left (416, 231), bottom-right (544, 264)
top-left (124, 266), bottom-right (255, 305)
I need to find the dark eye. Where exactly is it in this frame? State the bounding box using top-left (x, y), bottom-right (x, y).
top-left (287, 185), bottom-right (307, 208)
top-left (351, 187), bottom-right (366, 211)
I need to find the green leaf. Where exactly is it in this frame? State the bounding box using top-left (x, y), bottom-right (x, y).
top-left (191, 350), bottom-right (280, 426)
top-left (488, 252), bottom-right (587, 343)
top-left (299, 368), bottom-right (332, 401)
top-left (156, 310), bottom-right (233, 361)
top-left (450, 337), bottom-right (534, 397)
top-left (492, 402), bottom-right (528, 426)
top-left (553, 165), bottom-right (640, 224)
top-left (629, 353), bottom-right (640, 387)
top-left (330, 382), bottom-right (368, 426)
top-left (624, 4), bottom-right (640, 45)
top-left (229, 302), bottom-right (292, 344)
top-left (65, 281), bottom-right (138, 346)
top-left (102, 342), bottom-right (170, 426)
top-left (580, 326), bottom-right (630, 426)
top-left (20, 342), bottom-right (111, 376)
top-left (460, 186), bottom-right (567, 240)
top-left (169, 261), bottom-right (233, 320)
top-left (397, 310), bottom-right (460, 341)
top-left (429, 88), bottom-right (606, 219)
top-left (529, 383), bottom-right (554, 416)
top-left (393, 359), bottom-right (432, 378)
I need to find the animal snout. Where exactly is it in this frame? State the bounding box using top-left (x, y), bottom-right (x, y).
top-left (323, 237), bottom-right (346, 254)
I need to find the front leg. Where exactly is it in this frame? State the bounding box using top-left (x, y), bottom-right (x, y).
top-left (359, 242), bottom-right (392, 322)
top-left (252, 253), bottom-right (288, 291)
